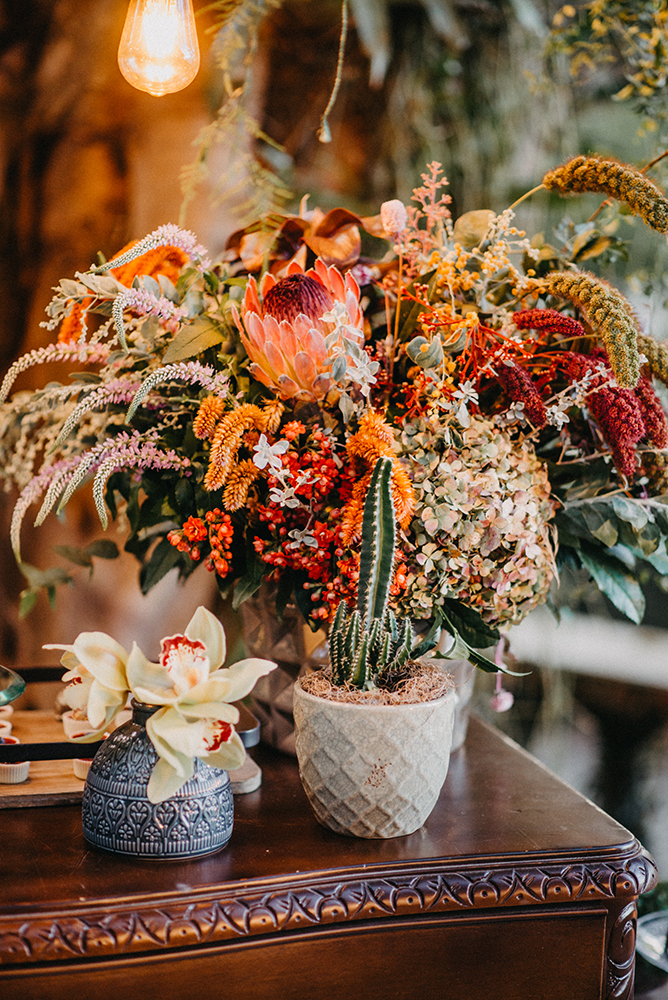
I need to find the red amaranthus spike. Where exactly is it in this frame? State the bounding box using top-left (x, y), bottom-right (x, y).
top-left (495, 361), bottom-right (547, 427)
top-left (565, 353), bottom-right (646, 478)
top-left (634, 375), bottom-right (668, 449)
top-left (514, 308), bottom-right (587, 341)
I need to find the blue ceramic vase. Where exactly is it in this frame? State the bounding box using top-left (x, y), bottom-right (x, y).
top-left (82, 701), bottom-right (234, 859)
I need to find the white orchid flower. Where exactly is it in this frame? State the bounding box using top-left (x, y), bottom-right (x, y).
top-left (125, 606), bottom-right (277, 803)
top-left (44, 632), bottom-right (129, 738)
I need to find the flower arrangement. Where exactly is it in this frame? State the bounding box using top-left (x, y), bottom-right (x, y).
top-left (46, 606), bottom-right (276, 803)
top-left (3, 155), bottom-right (668, 662)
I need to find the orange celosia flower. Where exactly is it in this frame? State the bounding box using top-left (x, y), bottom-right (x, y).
top-left (341, 412), bottom-right (415, 543)
top-left (232, 258), bottom-right (365, 401)
top-left (56, 243), bottom-right (190, 344)
top-left (110, 243), bottom-right (189, 288)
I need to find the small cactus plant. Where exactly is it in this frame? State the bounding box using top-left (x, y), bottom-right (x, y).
top-left (329, 457), bottom-right (414, 689)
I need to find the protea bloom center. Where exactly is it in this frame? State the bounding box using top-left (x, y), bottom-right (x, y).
top-left (233, 258), bottom-right (364, 400)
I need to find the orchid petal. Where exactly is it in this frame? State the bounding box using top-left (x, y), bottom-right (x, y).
top-left (205, 731), bottom-right (246, 771)
top-left (87, 679), bottom-right (126, 730)
top-left (176, 701), bottom-right (239, 723)
top-left (63, 676), bottom-right (92, 712)
top-left (147, 755), bottom-right (194, 804)
top-left (208, 657), bottom-right (277, 703)
top-left (184, 606), bottom-right (226, 671)
top-left (126, 642), bottom-right (175, 702)
top-left (146, 708), bottom-right (192, 772)
top-left (69, 632), bottom-right (128, 690)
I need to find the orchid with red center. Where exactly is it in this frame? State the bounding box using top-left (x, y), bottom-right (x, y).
top-left (47, 607), bottom-right (276, 803)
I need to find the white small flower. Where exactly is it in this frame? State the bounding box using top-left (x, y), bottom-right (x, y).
top-left (252, 434), bottom-right (290, 473)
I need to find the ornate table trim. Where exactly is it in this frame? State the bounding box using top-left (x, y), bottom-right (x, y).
top-left (0, 844), bottom-right (657, 967)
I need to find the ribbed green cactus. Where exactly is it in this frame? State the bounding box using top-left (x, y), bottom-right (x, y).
top-left (329, 457), bottom-right (414, 689)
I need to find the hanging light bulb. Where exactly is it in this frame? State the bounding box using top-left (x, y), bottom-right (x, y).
top-left (118, 0), bottom-right (200, 97)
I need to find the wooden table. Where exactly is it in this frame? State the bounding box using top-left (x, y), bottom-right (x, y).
top-left (0, 716), bottom-right (657, 1000)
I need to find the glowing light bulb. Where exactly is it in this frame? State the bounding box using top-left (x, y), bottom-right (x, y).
top-left (118, 0), bottom-right (200, 97)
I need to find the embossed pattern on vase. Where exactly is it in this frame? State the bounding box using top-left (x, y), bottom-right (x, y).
top-left (82, 716), bottom-right (234, 858)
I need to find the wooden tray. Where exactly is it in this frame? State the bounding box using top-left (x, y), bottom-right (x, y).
top-left (0, 709), bottom-right (263, 807)
top-left (0, 710), bottom-right (86, 808)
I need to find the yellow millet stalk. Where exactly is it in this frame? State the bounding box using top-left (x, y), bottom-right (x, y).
top-left (543, 156), bottom-right (668, 234)
top-left (637, 333), bottom-right (668, 388)
top-left (540, 271), bottom-right (640, 388)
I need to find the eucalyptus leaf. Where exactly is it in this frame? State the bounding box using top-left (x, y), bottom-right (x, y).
top-left (19, 562), bottom-right (72, 588)
top-left (580, 504), bottom-right (618, 547)
top-left (19, 589), bottom-right (38, 618)
top-left (407, 336), bottom-right (444, 369)
top-left (611, 495), bottom-right (647, 530)
top-left (162, 317), bottom-right (226, 363)
top-left (139, 539), bottom-right (181, 594)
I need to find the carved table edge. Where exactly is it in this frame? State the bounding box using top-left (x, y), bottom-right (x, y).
top-left (0, 843), bottom-right (657, 967)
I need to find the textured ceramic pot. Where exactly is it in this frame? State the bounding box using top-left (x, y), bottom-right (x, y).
top-left (293, 683), bottom-right (456, 839)
top-left (82, 701), bottom-right (234, 859)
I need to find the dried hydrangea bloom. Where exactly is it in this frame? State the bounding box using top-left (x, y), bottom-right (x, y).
top-left (397, 414), bottom-right (556, 628)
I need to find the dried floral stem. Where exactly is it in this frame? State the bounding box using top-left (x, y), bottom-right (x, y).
top-left (318, 0), bottom-right (348, 143)
top-left (507, 184), bottom-right (546, 212)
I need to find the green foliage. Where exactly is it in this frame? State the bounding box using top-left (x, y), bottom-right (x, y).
top-left (549, 1), bottom-right (668, 145)
top-left (180, 0), bottom-right (291, 227)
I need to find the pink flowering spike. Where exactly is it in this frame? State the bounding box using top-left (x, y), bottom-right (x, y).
top-left (279, 320), bottom-right (299, 361)
top-left (311, 374), bottom-right (333, 398)
top-left (294, 351), bottom-right (318, 386)
top-left (287, 259), bottom-right (304, 276)
top-left (326, 265), bottom-right (346, 301)
top-left (276, 374), bottom-right (301, 398)
top-left (259, 271), bottom-right (278, 297)
top-left (243, 275), bottom-right (262, 316)
top-left (304, 328), bottom-right (328, 365)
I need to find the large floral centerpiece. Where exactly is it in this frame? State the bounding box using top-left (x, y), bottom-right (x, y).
top-left (3, 155), bottom-right (668, 665)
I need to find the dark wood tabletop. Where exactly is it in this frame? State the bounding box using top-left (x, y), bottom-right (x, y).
top-left (0, 715), bottom-right (658, 1000)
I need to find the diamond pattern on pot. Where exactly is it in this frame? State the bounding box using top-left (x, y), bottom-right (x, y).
top-left (294, 687), bottom-right (456, 839)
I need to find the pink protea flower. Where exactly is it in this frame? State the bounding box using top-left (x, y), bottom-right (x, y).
top-left (233, 258), bottom-right (364, 400)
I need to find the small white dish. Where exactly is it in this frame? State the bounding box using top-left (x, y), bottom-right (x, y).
top-left (0, 719), bottom-right (12, 737)
top-left (62, 710), bottom-right (90, 738)
top-left (0, 735), bottom-right (29, 784)
top-left (0, 705), bottom-right (14, 720)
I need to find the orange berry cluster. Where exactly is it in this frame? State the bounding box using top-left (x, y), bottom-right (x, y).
top-left (167, 510), bottom-right (234, 578)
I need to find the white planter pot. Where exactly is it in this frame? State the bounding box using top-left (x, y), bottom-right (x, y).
top-left (293, 683), bottom-right (456, 839)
